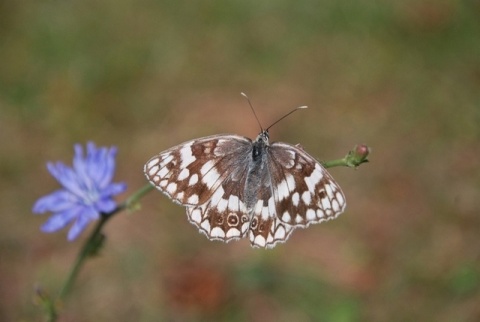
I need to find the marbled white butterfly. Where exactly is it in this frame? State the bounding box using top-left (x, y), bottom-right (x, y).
top-left (144, 94), bottom-right (346, 248)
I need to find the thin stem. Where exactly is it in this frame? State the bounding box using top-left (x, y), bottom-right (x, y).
top-left (58, 214), bottom-right (109, 299)
top-left (34, 286), bottom-right (57, 322)
top-left (126, 183), bottom-right (155, 208)
top-left (322, 158), bottom-right (348, 169)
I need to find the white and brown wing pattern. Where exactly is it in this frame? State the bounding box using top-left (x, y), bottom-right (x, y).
top-left (268, 142), bottom-right (346, 226)
top-left (244, 140), bottom-right (346, 249)
top-left (144, 134), bottom-right (252, 206)
top-left (145, 129), bottom-right (347, 249)
top-left (144, 134), bottom-right (253, 241)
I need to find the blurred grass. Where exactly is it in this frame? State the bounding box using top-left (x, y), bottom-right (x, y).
top-left (1, 0), bottom-right (479, 321)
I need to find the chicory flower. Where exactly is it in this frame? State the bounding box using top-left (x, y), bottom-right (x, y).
top-left (33, 142), bottom-right (127, 240)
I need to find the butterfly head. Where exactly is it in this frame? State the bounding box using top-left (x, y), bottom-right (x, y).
top-left (255, 129), bottom-right (270, 145)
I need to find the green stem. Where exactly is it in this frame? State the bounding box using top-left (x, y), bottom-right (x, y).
top-left (58, 214), bottom-right (109, 299)
top-left (35, 286), bottom-right (57, 322)
top-left (125, 183), bottom-right (155, 208)
top-left (322, 158), bottom-right (348, 169)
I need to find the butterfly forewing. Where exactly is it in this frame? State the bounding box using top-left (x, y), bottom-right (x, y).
top-left (268, 142), bottom-right (346, 226)
top-left (144, 134), bottom-right (252, 206)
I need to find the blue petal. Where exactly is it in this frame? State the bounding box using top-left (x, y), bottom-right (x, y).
top-left (47, 162), bottom-right (88, 199)
top-left (89, 144), bottom-right (117, 189)
top-left (73, 144), bottom-right (94, 191)
top-left (85, 143), bottom-right (101, 178)
top-left (72, 144), bottom-right (88, 182)
top-left (101, 182), bottom-right (127, 198)
top-left (73, 144), bottom-right (85, 170)
top-left (100, 146), bottom-right (118, 188)
top-left (40, 206), bottom-right (83, 233)
top-left (95, 198), bottom-right (117, 213)
top-left (32, 189), bottom-right (79, 214)
top-left (67, 206), bottom-right (99, 241)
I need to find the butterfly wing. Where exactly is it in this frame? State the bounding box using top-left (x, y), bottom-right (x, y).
top-left (185, 171), bottom-right (251, 243)
top-left (144, 134), bottom-right (252, 206)
top-left (248, 214), bottom-right (295, 249)
top-left (145, 134), bottom-right (254, 242)
top-left (246, 141), bottom-right (346, 249)
top-left (268, 142), bottom-right (346, 226)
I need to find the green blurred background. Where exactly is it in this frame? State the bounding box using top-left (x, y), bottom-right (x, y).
top-left (1, 0), bottom-right (479, 321)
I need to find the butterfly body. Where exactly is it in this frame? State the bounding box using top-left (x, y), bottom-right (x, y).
top-left (244, 131), bottom-right (270, 212)
top-left (145, 130), bottom-right (346, 248)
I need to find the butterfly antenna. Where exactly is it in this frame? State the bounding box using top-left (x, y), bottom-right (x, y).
top-left (241, 92), bottom-right (264, 131)
top-left (266, 105), bottom-right (308, 131)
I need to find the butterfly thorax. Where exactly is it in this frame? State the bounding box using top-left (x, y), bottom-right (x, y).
top-left (252, 130), bottom-right (269, 159)
top-left (244, 130), bottom-right (270, 212)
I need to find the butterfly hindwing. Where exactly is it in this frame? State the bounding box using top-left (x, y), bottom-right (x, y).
top-left (186, 162), bottom-right (251, 242)
top-left (248, 216), bottom-right (295, 248)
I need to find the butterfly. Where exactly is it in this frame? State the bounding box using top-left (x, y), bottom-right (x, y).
top-left (144, 95), bottom-right (346, 248)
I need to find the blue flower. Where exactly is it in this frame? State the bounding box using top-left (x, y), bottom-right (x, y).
top-left (33, 142), bottom-right (127, 241)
